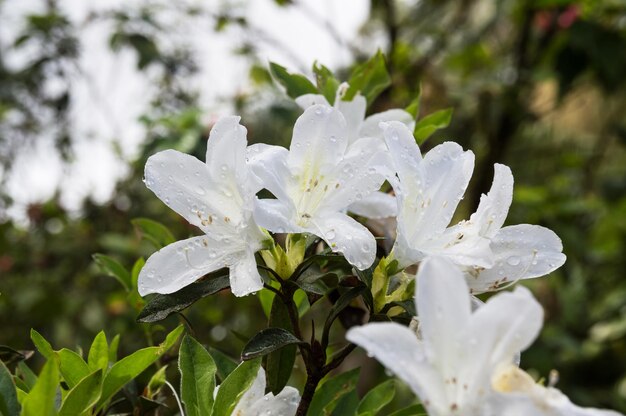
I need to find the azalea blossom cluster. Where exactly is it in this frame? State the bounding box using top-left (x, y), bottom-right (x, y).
top-left (137, 86), bottom-right (622, 415)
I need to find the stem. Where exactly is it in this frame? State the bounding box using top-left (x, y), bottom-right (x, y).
top-left (295, 371), bottom-right (322, 416)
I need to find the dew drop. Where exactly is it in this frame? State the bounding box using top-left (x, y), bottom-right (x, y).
top-left (507, 256), bottom-right (521, 266)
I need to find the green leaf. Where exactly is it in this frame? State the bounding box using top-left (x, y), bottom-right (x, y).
top-left (344, 51), bottom-right (390, 105)
top-left (58, 369), bottom-right (102, 416)
top-left (241, 328), bottom-right (305, 361)
top-left (16, 363), bottom-right (37, 391)
top-left (313, 62), bottom-right (340, 104)
top-left (0, 361), bottom-right (20, 416)
top-left (57, 349), bottom-right (90, 389)
top-left (211, 358), bottom-right (261, 416)
top-left (405, 83), bottom-right (422, 119)
top-left (108, 335), bottom-right (120, 364)
top-left (131, 257), bottom-right (146, 291)
top-left (145, 365), bottom-right (168, 398)
top-left (179, 336), bottom-right (216, 416)
top-left (323, 287), bottom-right (367, 337)
top-left (131, 218), bottom-right (176, 249)
top-left (307, 368), bottom-right (360, 416)
top-left (87, 331), bottom-right (108, 373)
top-left (92, 254), bottom-right (131, 291)
top-left (388, 403), bottom-right (427, 416)
top-left (30, 330), bottom-right (54, 360)
top-left (330, 389), bottom-right (359, 415)
top-left (357, 379), bottom-right (395, 416)
top-left (269, 62), bottom-right (318, 99)
top-left (266, 297), bottom-right (297, 394)
top-left (96, 325), bottom-right (183, 410)
top-left (208, 348), bottom-right (238, 382)
top-left (413, 108), bottom-right (453, 145)
top-left (137, 273), bottom-right (230, 322)
top-left (21, 358), bottom-right (59, 416)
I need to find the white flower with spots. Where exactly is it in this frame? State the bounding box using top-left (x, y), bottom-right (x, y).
top-left (138, 116), bottom-right (271, 297)
top-left (382, 121), bottom-right (566, 292)
top-left (248, 104), bottom-right (389, 270)
top-left (347, 256), bottom-right (544, 416)
top-left (230, 368), bottom-right (300, 416)
top-left (296, 84), bottom-right (413, 219)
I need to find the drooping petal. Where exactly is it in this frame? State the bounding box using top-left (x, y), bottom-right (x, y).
top-left (335, 94), bottom-right (366, 142)
top-left (138, 236), bottom-right (233, 296)
top-left (467, 224), bottom-right (566, 293)
top-left (416, 257), bottom-right (471, 367)
top-left (295, 93), bottom-right (330, 109)
top-left (312, 211), bottom-right (377, 270)
top-left (231, 367), bottom-right (266, 415)
top-left (229, 250), bottom-right (264, 297)
top-left (346, 322), bottom-right (444, 408)
top-left (469, 164), bottom-right (514, 239)
top-left (251, 387), bottom-right (300, 416)
top-left (288, 104), bottom-right (348, 172)
top-left (253, 198), bottom-right (301, 234)
top-left (348, 191), bottom-right (398, 219)
top-left (361, 109), bottom-right (415, 139)
top-left (144, 150), bottom-right (243, 232)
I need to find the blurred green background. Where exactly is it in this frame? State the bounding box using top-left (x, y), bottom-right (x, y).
top-left (1, 0), bottom-right (626, 412)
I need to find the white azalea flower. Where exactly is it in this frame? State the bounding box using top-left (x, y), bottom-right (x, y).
top-left (230, 367), bottom-right (300, 416)
top-left (382, 121), bottom-right (566, 292)
top-left (296, 83), bottom-right (413, 219)
top-left (138, 116), bottom-right (271, 297)
top-left (347, 256), bottom-right (544, 416)
top-left (490, 365), bottom-right (624, 416)
top-left (248, 104), bottom-right (388, 270)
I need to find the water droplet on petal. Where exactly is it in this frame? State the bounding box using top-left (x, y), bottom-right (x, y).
top-left (507, 256), bottom-right (521, 266)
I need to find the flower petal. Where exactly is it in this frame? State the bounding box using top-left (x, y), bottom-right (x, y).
top-left (253, 198), bottom-right (301, 234)
top-left (416, 257), bottom-right (472, 366)
top-left (467, 224), bottom-right (566, 293)
top-left (295, 93), bottom-right (330, 109)
top-left (229, 250), bottom-right (264, 297)
top-left (138, 236), bottom-right (232, 296)
top-left (312, 212), bottom-right (376, 269)
top-left (335, 94), bottom-right (366, 143)
top-left (251, 387), bottom-right (300, 416)
top-left (246, 143), bottom-right (293, 202)
top-left (205, 116), bottom-right (248, 190)
top-left (361, 109), bottom-right (415, 140)
top-left (348, 191), bottom-right (398, 219)
top-left (288, 104), bottom-right (348, 172)
top-left (469, 164), bottom-right (513, 239)
top-left (232, 367), bottom-right (266, 414)
top-left (346, 322), bottom-right (444, 407)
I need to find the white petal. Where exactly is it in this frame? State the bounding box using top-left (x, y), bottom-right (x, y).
top-left (312, 212), bottom-right (376, 270)
top-left (463, 286), bottom-right (543, 382)
top-left (205, 116), bottom-right (248, 191)
top-left (382, 121), bottom-right (424, 195)
top-left (250, 387), bottom-right (301, 416)
top-left (138, 236), bottom-right (233, 296)
top-left (335, 94), bottom-right (366, 143)
top-left (469, 164), bottom-right (513, 239)
top-left (246, 143), bottom-right (293, 202)
top-left (295, 93), bottom-right (330, 109)
top-left (467, 224), bottom-right (566, 293)
top-left (229, 250), bottom-right (264, 297)
top-left (253, 198), bottom-right (301, 234)
top-left (361, 109), bottom-right (415, 140)
top-left (420, 227), bottom-right (493, 269)
top-left (231, 367), bottom-right (266, 414)
top-left (416, 257), bottom-right (471, 366)
top-left (348, 191), bottom-right (398, 219)
top-left (288, 104), bottom-right (348, 172)
top-left (346, 322), bottom-right (444, 407)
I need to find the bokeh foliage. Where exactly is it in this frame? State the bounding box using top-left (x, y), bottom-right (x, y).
top-left (1, 0), bottom-right (626, 412)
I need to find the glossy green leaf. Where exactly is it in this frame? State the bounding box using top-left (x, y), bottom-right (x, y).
top-left (413, 108), bottom-right (453, 144)
top-left (313, 62), bottom-right (339, 104)
top-left (241, 328), bottom-right (305, 361)
top-left (57, 349), bottom-right (90, 389)
top-left (307, 368), bottom-right (360, 416)
top-left (21, 358), bottom-right (59, 416)
top-left (96, 325), bottom-right (183, 410)
top-left (108, 335), bottom-right (120, 364)
top-left (0, 361), bottom-right (20, 416)
top-left (87, 331), bottom-right (108, 372)
top-left (208, 348), bottom-right (238, 382)
top-left (212, 358), bottom-right (261, 416)
top-left (58, 369), bottom-right (102, 416)
top-left (92, 254), bottom-right (131, 291)
top-left (388, 403), bottom-right (427, 416)
top-left (329, 389), bottom-right (359, 415)
top-left (266, 297), bottom-right (297, 394)
top-left (30, 329), bottom-right (54, 361)
top-left (131, 218), bottom-right (176, 249)
top-left (344, 51), bottom-right (390, 105)
top-left (179, 335), bottom-right (216, 416)
top-left (269, 62), bottom-right (317, 99)
top-left (357, 379), bottom-right (395, 415)
top-left (137, 273), bottom-right (230, 322)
